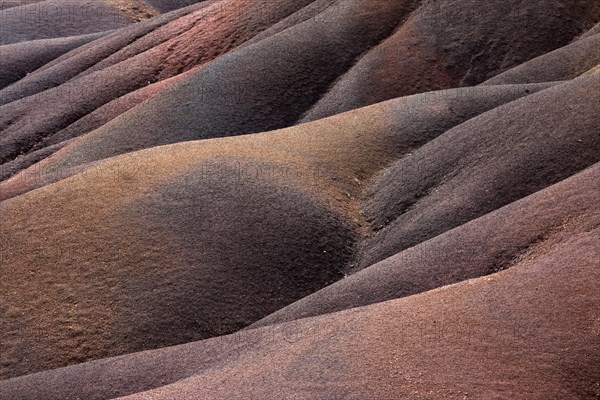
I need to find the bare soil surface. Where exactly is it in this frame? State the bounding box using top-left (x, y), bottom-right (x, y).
top-left (0, 0), bottom-right (598, 398)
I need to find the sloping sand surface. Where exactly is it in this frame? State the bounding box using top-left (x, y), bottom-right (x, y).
top-left (0, 0), bottom-right (598, 397)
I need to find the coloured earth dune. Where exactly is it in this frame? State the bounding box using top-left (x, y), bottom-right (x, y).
top-left (0, 0), bottom-right (599, 399)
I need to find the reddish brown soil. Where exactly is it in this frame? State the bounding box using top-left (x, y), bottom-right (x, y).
top-left (482, 32), bottom-right (600, 85)
top-left (252, 163), bottom-right (600, 327)
top-left (0, 0), bottom-right (133, 45)
top-left (0, 0), bottom-right (599, 398)
top-left (0, 31), bottom-right (107, 89)
top-left (2, 166), bottom-right (598, 399)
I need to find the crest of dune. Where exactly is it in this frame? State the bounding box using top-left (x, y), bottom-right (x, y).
top-left (0, 0), bottom-right (599, 398)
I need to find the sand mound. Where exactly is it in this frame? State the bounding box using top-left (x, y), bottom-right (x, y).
top-left (0, 81), bottom-right (558, 377)
top-left (0, 0), bottom-right (329, 166)
top-left (482, 32), bottom-right (600, 85)
top-left (0, 0), bottom-right (134, 45)
top-left (252, 163), bottom-right (600, 327)
top-left (0, 0), bottom-right (598, 397)
top-left (144, 0), bottom-right (203, 13)
top-left (359, 73), bottom-right (599, 268)
top-left (3, 0), bottom-right (597, 178)
top-left (2, 165), bottom-right (598, 397)
top-left (301, 0), bottom-right (600, 121)
top-left (0, 31), bottom-right (107, 89)
top-left (0, 0), bottom-right (43, 10)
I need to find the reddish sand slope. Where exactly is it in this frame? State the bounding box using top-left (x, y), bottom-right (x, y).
top-left (0, 0), bottom-right (598, 397)
top-left (358, 73), bottom-right (599, 268)
top-left (2, 165), bottom-right (598, 399)
top-left (482, 32), bottom-right (600, 85)
top-left (1, 82), bottom-right (560, 378)
top-left (252, 163), bottom-right (600, 327)
top-left (301, 0), bottom-right (600, 121)
top-left (0, 31), bottom-right (108, 89)
top-left (1, 0), bottom-right (597, 178)
top-left (0, 0), bottom-right (134, 45)
top-left (0, 0), bottom-right (44, 10)
top-left (145, 0), bottom-right (203, 13)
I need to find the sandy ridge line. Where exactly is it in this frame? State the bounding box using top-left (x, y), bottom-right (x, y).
top-left (106, 0), bottom-right (159, 22)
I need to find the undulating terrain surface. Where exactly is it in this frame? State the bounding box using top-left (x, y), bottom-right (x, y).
top-left (0, 0), bottom-right (599, 398)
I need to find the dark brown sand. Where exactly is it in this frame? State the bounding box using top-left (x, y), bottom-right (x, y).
top-left (482, 32), bottom-right (600, 85)
top-left (2, 166), bottom-right (598, 399)
top-left (0, 31), bottom-right (108, 89)
top-left (0, 0), bottom-right (133, 45)
top-left (0, 0), bottom-right (598, 398)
